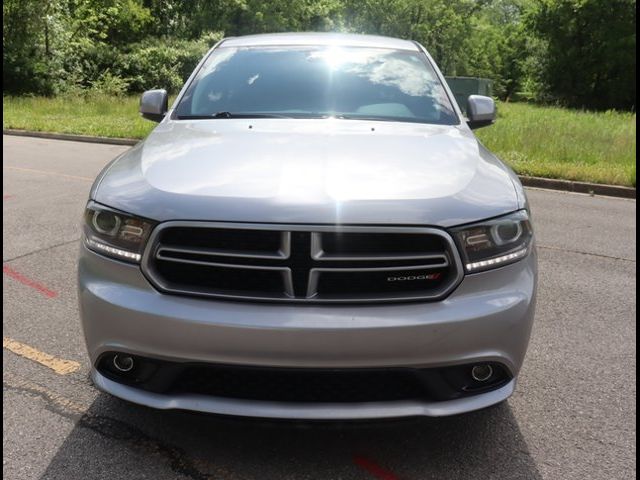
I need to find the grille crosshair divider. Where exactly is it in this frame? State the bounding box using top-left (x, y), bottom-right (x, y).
top-left (290, 232), bottom-right (313, 297)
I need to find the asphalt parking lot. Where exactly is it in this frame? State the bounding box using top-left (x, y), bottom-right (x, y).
top-left (3, 134), bottom-right (636, 480)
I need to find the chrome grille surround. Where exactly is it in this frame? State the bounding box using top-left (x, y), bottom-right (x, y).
top-left (141, 222), bottom-right (464, 303)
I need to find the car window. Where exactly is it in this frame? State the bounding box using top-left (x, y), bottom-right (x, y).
top-left (175, 46), bottom-right (458, 125)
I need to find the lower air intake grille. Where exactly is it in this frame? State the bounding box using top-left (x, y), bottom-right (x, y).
top-left (97, 354), bottom-right (514, 404)
top-left (173, 366), bottom-right (427, 403)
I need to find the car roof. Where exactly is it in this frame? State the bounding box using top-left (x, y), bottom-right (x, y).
top-left (220, 32), bottom-right (420, 51)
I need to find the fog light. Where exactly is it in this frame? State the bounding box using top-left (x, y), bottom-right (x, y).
top-left (471, 364), bottom-right (493, 382)
top-left (113, 354), bottom-right (134, 372)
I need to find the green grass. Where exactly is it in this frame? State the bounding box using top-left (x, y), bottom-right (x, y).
top-left (3, 95), bottom-right (636, 186)
top-left (3, 95), bottom-right (153, 139)
top-left (476, 102), bottom-right (636, 187)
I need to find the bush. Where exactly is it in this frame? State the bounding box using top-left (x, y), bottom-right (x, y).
top-left (89, 71), bottom-right (130, 97)
top-left (58, 40), bottom-right (126, 93)
top-left (120, 33), bottom-right (222, 92)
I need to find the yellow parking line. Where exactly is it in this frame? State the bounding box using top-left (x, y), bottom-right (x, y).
top-left (3, 337), bottom-right (81, 375)
top-left (3, 165), bottom-right (93, 182)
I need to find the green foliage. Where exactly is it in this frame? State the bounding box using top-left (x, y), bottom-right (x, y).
top-left (529, 0), bottom-right (636, 109)
top-left (2, 0), bottom-right (636, 110)
top-left (3, 0), bottom-right (67, 94)
top-left (342, 0), bottom-right (473, 72)
top-left (459, 1), bottom-right (531, 99)
top-left (120, 34), bottom-right (221, 92)
top-left (89, 71), bottom-right (131, 96)
top-left (142, 0), bottom-right (344, 37)
top-left (226, 0), bottom-right (344, 34)
top-left (66, 0), bottom-right (153, 44)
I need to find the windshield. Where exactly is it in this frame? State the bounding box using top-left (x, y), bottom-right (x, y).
top-left (175, 46), bottom-right (459, 125)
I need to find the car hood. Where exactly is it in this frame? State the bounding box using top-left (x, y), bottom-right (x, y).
top-left (93, 119), bottom-right (519, 227)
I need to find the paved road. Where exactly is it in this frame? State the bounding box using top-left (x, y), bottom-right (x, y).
top-left (3, 135), bottom-right (636, 480)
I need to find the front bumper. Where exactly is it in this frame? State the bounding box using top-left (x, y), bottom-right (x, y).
top-left (92, 369), bottom-right (516, 419)
top-left (78, 244), bottom-right (537, 419)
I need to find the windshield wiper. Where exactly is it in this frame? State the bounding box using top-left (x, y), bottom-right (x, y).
top-left (176, 112), bottom-right (295, 120)
top-left (333, 113), bottom-right (430, 124)
top-left (334, 113), bottom-right (389, 121)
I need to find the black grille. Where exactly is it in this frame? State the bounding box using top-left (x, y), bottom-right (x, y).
top-left (161, 226), bottom-right (283, 255)
top-left (172, 366), bottom-right (426, 403)
top-left (318, 232), bottom-right (445, 258)
top-left (155, 261), bottom-right (286, 297)
top-left (315, 267), bottom-right (450, 297)
top-left (143, 223), bottom-right (462, 303)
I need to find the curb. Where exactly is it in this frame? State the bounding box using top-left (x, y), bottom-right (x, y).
top-left (519, 176), bottom-right (635, 199)
top-left (3, 129), bottom-right (139, 146)
top-left (4, 129), bottom-right (636, 199)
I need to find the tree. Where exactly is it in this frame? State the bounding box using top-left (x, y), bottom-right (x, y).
top-left (531, 0), bottom-right (636, 110)
top-left (3, 0), bottom-right (67, 93)
top-left (3, 0), bottom-right (636, 110)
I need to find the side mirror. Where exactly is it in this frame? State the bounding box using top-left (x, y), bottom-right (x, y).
top-left (140, 89), bottom-right (168, 122)
top-left (466, 95), bottom-right (496, 129)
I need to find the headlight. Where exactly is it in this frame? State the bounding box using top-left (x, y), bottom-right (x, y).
top-left (451, 210), bottom-right (533, 273)
top-left (83, 201), bottom-right (156, 263)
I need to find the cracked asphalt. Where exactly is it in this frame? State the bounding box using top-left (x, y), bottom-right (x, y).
top-left (3, 135), bottom-right (636, 480)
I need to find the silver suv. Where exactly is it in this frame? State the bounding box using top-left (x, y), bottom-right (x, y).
top-left (79, 33), bottom-right (537, 420)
